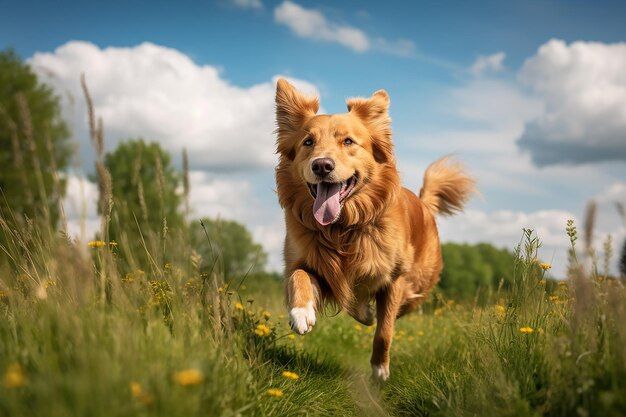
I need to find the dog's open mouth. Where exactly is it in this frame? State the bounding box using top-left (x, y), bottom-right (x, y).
top-left (308, 175), bottom-right (357, 226)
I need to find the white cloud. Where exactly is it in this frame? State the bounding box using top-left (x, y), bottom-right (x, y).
top-left (61, 174), bottom-right (99, 242)
top-left (28, 41), bottom-right (318, 172)
top-left (273, 1), bottom-right (414, 56)
top-left (470, 52), bottom-right (506, 76)
top-left (231, 0), bottom-right (262, 9)
top-left (274, 1), bottom-right (369, 52)
top-left (517, 39), bottom-right (626, 166)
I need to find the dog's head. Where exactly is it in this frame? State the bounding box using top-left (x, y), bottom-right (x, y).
top-left (275, 79), bottom-right (398, 227)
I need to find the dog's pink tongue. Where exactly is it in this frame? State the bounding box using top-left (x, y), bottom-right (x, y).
top-left (313, 182), bottom-right (342, 226)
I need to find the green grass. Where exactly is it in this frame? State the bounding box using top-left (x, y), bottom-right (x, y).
top-left (1, 218), bottom-right (626, 416)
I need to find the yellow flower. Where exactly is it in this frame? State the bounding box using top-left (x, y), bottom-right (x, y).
top-left (281, 371), bottom-right (299, 380)
top-left (218, 287), bottom-right (224, 293)
top-left (287, 334), bottom-right (296, 340)
top-left (255, 324), bottom-right (271, 337)
top-left (88, 240), bottom-right (106, 248)
top-left (267, 388), bottom-right (284, 397)
top-left (539, 263), bottom-right (552, 270)
top-left (130, 381), bottom-right (142, 397)
top-left (109, 241), bottom-right (118, 247)
top-left (164, 263), bottom-right (172, 270)
top-left (130, 381), bottom-right (154, 405)
top-left (519, 327), bottom-right (534, 334)
top-left (263, 311), bottom-right (271, 320)
top-left (495, 305), bottom-right (506, 313)
top-left (3, 363), bottom-right (26, 388)
top-left (354, 324), bottom-right (362, 331)
top-left (417, 330), bottom-right (425, 337)
top-left (549, 295), bottom-right (558, 301)
top-left (234, 302), bottom-right (244, 310)
top-left (173, 368), bottom-right (204, 386)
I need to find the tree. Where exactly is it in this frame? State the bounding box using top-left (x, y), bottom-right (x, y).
top-left (103, 139), bottom-right (183, 251)
top-left (439, 242), bottom-right (516, 301)
top-left (192, 218), bottom-right (267, 281)
top-left (0, 49), bottom-right (71, 228)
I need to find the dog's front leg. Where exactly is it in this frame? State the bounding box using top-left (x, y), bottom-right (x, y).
top-left (286, 269), bottom-right (320, 335)
top-left (370, 280), bottom-right (402, 381)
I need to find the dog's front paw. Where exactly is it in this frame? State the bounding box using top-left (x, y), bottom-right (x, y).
top-left (289, 302), bottom-right (316, 335)
top-left (371, 363), bottom-right (390, 381)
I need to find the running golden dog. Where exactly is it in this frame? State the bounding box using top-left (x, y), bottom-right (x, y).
top-left (274, 79), bottom-right (475, 380)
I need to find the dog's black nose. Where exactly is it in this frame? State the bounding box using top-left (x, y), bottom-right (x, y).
top-left (311, 158), bottom-right (335, 178)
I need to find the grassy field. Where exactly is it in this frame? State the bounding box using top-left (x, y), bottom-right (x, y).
top-left (1, 216), bottom-right (626, 417)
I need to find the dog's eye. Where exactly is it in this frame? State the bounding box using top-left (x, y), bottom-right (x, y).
top-left (303, 137), bottom-right (314, 147)
top-left (344, 137), bottom-right (354, 145)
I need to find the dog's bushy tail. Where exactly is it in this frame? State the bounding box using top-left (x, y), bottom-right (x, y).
top-left (419, 156), bottom-right (476, 216)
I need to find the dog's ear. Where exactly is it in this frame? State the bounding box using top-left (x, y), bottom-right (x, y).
top-left (347, 90), bottom-right (393, 164)
top-left (275, 79), bottom-right (319, 160)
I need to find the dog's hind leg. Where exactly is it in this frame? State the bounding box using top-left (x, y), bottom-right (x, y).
top-left (370, 280), bottom-right (403, 381)
top-left (286, 269), bottom-right (320, 335)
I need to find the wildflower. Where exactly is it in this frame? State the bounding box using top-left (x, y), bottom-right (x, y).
top-left (44, 279), bottom-right (57, 289)
top-left (281, 371), bottom-right (299, 380)
top-left (287, 334), bottom-right (296, 340)
top-left (255, 324), bottom-right (271, 337)
top-left (354, 324), bottom-right (362, 331)
top-left (248, 310), bottom-right (256, 316)
top-left (417, 330), bottom-right (425, 336)
top-left (495, 305), bottom-right (506, 313)
top-left (88, 240), bottom-right (106, 248)
top-left (539, 263), bottom-right (552, 270)
top-left (173, 368), bottom-right (204, 386)
top-left (130, 381), bottom-right (142, 397)
top-left (234, 302), bottom-right (244, 310)
top-left (3, 363), bottom-right (26, 388)
top-left (109, 241), bottom-right (118, 247)
top-left (263, 311), bottom-right (271, 320)
top-left (519, 327), bottom-right (534, 334)
top-left (434, 308), bottom-right (442, 316)
top-left (549, 295), bottom-right (558, 302)
top-left (267, 388), bottom-right (284, 397)
top-left (408, 336), bottom-right (415, 341)
top-left (164, 263), bottom-right (172, 270)
top-left (130, 381), bottom-right (154, 405)
top-left (218, 287), bottom-right (224, 293)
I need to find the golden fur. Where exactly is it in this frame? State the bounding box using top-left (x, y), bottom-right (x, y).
top-left (274, 79), bottom-right (475, 380)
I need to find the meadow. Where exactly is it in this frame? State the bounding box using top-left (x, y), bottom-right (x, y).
top-left (1, 197), bottom-right (626, 417)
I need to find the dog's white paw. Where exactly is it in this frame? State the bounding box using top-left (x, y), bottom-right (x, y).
top-left (289, 303), bottom-right (316, 335)
top-left (371, 363), bottom-right (390, 381)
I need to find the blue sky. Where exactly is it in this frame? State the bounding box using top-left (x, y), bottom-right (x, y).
top-left (2, 0), bottom-right (626, 276)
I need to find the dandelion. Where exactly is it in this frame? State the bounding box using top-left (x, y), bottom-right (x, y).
top-left (540, 262), bottom-right (552, 270)
top-left (88, 240), bottom-right (106, 248)
top-left (281, 371), bottom-right (299, 380)
top-left (354, 324), bottom-right (362, 331)
top-left (519, 327), bottom-right (534, 334)
top-left (267, 388), bottom-right (284, 397)
top-left (287, 334), bottom-right (296, 340)
top-left (263, 311), bottom-right (271, 320)
top-left (3, 363), bottom-right (26, 388)
top-left (549, 295), bottom-right (559, 301)
top-left (130, 381), bottom-right (142, 397)
top-left (130, 381), bottom-right (154, 405)
top-left (173, 368), bottom-right (204, 386)
top-left (255, 324), bottom-right (271, 337)
top-left (234, 302), bottom-right (244, 310)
